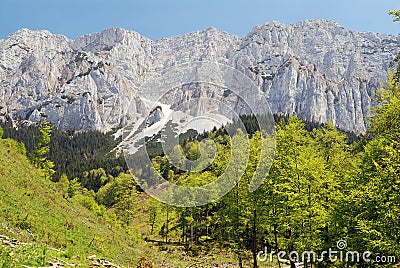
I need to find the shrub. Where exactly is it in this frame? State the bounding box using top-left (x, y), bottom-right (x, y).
top-left (74, 192), bottom-right (106, 217)
top-left (3, 138), bottom-right (26, 155)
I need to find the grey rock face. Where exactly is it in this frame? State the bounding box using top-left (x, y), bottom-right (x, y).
top-left (0, 21), bottom-right (398, 134)
top-left (229, 20), bottom-right (398, 133)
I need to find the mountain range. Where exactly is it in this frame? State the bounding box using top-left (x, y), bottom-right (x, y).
top-left (0, 20), bottom-right (398, 134)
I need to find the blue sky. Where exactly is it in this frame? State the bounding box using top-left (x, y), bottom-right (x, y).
top-left (0, 0), bottom-right (398, 40)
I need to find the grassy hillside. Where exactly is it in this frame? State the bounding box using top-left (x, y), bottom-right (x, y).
top-left (0, 134), bottom-right (242, 267)
top-left (0, 136), bottom-right (138, 267)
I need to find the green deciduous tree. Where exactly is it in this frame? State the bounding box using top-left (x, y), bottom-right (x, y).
top-left (268, 117), bottom-right (327, 266)
top-left (341, 73), bottom-right (400, 257)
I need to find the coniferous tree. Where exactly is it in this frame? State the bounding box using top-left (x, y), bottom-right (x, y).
top-left (29, 121), bottom-right (55, 179)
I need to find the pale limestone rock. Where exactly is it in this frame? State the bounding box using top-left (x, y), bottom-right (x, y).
top-left (0, 21), bottom-right (398, 134)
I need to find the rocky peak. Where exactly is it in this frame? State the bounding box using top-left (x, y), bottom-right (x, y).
top-left (4, 28), bottom-right (71, 53)
top-left (294, 19), bottom-right (343, 29)
top-left (0, 21), bottom-right (398, 134)
top-left (72, 27), bottom-right (151, 53)
top-left (152, 27), bottom-right (240, 69)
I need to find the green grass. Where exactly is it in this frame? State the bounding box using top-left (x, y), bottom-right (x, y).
top-left (0, 137), bottom-right (140, 266)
